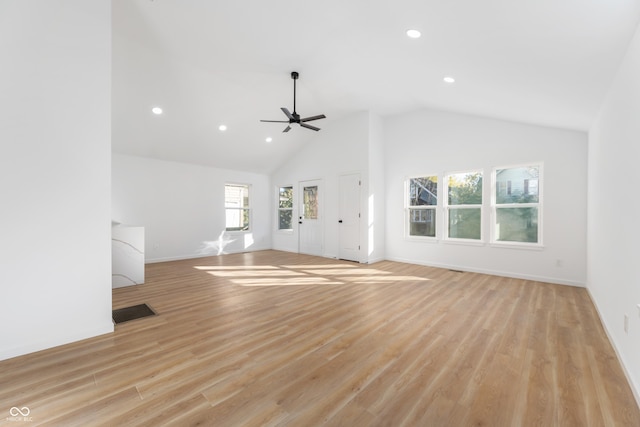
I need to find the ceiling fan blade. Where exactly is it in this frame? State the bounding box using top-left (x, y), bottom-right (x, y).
top-left (300, 122), bottom-right (321, 131)
top-left (281, 107), bottom-right (295, 120)
top-left (260, 120), bottom-right (289, 123)
top-left (283, 125), bottom-right (292, 133)
top-left (300, 114), bottom-right (326, 122)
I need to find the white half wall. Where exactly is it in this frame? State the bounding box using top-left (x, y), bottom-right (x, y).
top-left (384, 109), bottom-right (587, 286)
top-left (112, 154), bottom-right (271, 262)
top-left (588, 21), bottom-right (640, 405)
top-left (0, 1), bottom-right (113, 360)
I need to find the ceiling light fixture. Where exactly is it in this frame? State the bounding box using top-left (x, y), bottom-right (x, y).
top-left (151, 107), bottom-right (163, 115)
top-left (265, 137), bottom-right (273, 143)
top-left (218, 125), bottom-right (227, 131)
top-left (406, 29), bottom-right (421, 39)
top-left (443, 76), bottom-right (455, 83)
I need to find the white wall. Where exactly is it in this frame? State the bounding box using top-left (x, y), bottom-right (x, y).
top-left (271, 112), bottom-right (373, 260)
top-left (0, 1), bottom-right (113, 360)
top-left (112, 154), bottom-right (271, 262)
top-left (384, 109), bottom-right (587, 286)
top-left (367, 113), bottom-right (386, 263)
top-left (588, 21), bottom-right (640, 404)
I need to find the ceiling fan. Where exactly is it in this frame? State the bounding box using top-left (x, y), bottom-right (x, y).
top-left (260, 71), bottom-right (326, 132)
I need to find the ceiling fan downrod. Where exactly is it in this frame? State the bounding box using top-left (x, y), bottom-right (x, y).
top-left (291, 71), bottom-right (298, 117)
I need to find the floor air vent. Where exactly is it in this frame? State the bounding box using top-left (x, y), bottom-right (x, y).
top-left (112, 303), bottom-right (156, 325)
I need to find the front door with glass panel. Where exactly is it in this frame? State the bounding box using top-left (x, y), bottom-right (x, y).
top-left (298, 180), bottom-right (323, 256)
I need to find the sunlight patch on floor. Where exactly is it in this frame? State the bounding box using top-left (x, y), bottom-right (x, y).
top-left (232, 277), bottom-right (343, 286)
top-left (345, 275), bottom-right (431, 283)
top-left (280, 264), bottom-right (359, 269)
top-left (208, 270), bottom-right (306, 277)
top-left (300, 268), bottom-right (393, 276)
top-left (194, 265), bottom-right (279, 271)
top-left (192, 261), bottom-right (432, 287)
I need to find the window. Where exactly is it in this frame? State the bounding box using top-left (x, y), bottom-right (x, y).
top-left (406, 176), bottom-right (438, 237)
top-left (225, 183), bottom-right (250, 231)
top-left (278, 186), bottom-right (293, 230)
top-left (302, 185), bottom-right (318, 219)
top-left (445, 171), bottom-right (483, 240)
top-left (493, 165), bottom-right (541, 244)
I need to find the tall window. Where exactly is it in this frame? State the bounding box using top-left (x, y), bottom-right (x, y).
top-left (278, 186), bottom-right (293, 230)
top-left (406, 176), bottom-right (438, 237)
top-left (493, 165), bottom-right (541, 244)
top-left (445, 171), bottom-right (483, 240)
top-left (225, 183), bottom-right (250, 231)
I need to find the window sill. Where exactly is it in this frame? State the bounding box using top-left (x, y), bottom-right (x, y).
top-left (404, 236), bottom-right (439, 243)
top-left (442, 238), bottom-right (486, 247)
top-left (225, 229), bottom-right (251, 234)
top-left (489, 242), bottom-right (545, 251)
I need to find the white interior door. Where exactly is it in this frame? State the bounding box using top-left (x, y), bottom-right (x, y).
top-left (298, 180), bottom-right (323, 256)
top-left (339, 173), bottom-right (361, 262)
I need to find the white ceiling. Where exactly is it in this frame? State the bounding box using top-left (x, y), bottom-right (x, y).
top-left (112, 0), bottom-right (640, 174)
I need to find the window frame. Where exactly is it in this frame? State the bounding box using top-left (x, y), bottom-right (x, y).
top-left (490, 163), bottom-right (543, 248)
top-left (276, 185), bottom-right (294, 233)
top-left (404, 175), bottom-right (439, 240)
top-left (224, 183), bottom-right (251, 233)
top-left (444, 169), bottom-right (484, 243)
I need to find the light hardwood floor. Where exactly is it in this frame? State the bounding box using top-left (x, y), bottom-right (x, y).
top-left (1, 250), bottom-right (639, 426)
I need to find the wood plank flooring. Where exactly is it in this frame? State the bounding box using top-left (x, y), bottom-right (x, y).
top-left (1, 250), bottom-right (638, 426)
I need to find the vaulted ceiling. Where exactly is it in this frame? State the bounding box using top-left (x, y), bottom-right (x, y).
top-left (112, 0), bottom-right (640, 174)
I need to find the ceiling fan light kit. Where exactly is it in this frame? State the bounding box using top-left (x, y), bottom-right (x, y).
top-left (261, 71), bottom-right (326, 132)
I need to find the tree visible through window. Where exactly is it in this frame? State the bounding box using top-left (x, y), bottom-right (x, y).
top-left (303, 186), bottom-right (318, 219)
top-left (493, 165), bottom-right (541, 244)
top-left (407, 176), bottom-right (438, 237)
top-left (225, 184), bottom-right (250, 231)
top-left (446, 171), bottom-right (483, 240)
top-left (278, 186), bottom-right (293, 230)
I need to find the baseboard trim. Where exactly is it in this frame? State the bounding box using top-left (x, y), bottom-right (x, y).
top-left (586, 287), bottom-right (640, 411)
top-left (0, 322), bottom-right (114, 362)
top-left (384, 256), bottom-right (585, 287)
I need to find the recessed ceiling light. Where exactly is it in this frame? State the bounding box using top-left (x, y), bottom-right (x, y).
top-left (406, 29), bottom-right (421, 39)
top-left (265, 137), bottom-right (273, 143)
top-left (218, 125), bottom-right (227, 131)
top-left (151, 107), bottom-right (163, 115)
top-left (443, 76), bottom-right (456, 83)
